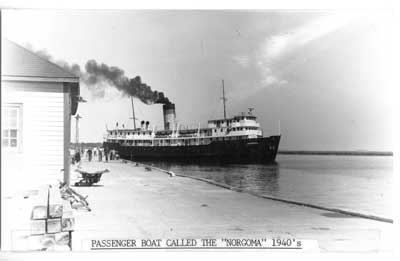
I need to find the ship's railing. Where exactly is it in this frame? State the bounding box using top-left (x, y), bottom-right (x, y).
top-left (107, 133), bottom-right (265, 147)
top-left (207, 122), bottom-right (229, 128)
top-left (230, 120), bottom-right (260, 128)
top-left (210, 129), bottom-right (261, 137)
top-left (106, 128), bottom-right (264, 145)
top-left (108, 129), bottom-right (262, 140)
top-left (106, 134), bottom-right (153, 140)
top-left (125, 135), bottom-right (153, 140)
top-left (226, 129), bottom-right (262, 137)
top-left (208, 121), bottom-right (260, 129)
top-left (108, 131), bottom-right (212, 140)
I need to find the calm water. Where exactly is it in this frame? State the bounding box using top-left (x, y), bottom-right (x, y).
top-left (150, 154), bottom-right (393, 218)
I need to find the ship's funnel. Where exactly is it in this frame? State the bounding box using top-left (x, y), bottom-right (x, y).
top-left (163, 103), bottom-right (176, 130)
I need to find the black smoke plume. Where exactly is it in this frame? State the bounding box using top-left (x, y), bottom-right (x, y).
top-left (29, 47), bottom-right (171, 105)
top-left (83, 60), bottom-right (170, 104)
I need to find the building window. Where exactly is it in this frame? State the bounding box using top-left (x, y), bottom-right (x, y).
top-left (2, 104), bottom-right (22, 149)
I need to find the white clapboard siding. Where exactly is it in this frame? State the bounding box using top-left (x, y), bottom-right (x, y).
top-left (2, 82), bottom-right (66, 191)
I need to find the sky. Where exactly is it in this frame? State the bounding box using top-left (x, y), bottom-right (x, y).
top-left (2, 9), bottom-right (395, 150)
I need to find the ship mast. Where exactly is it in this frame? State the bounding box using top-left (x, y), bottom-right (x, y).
top-left (130, 97), bottom-right (137, 129)
top-left (221, 79), bottom-right (227, 120)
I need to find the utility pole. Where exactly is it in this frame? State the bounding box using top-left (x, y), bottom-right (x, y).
top-left (73, 96), bottom-right (86, 150)
top-left (221, 79), bottom-right (227, 120)
top-left (74, 114), bottom-right (82, 147)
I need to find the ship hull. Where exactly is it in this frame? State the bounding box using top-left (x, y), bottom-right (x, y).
top-left (104, 135), bottom-right (280, 164)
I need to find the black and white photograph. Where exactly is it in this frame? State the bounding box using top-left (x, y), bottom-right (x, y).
top-left (0, 4), bottom-right (396, 256)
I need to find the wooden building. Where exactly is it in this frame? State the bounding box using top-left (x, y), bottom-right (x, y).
top-left (1, 39), bottom-right (80, 195)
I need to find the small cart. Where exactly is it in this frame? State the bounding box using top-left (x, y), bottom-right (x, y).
top-left (74, 169), bottom-right (109, 186)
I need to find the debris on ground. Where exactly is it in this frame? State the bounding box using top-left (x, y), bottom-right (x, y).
top-left (59, 182), bottom-right (91, 212)
top-left (167, 171), bottom-right (176, 177)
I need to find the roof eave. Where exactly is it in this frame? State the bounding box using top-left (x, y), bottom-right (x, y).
top-left (1, 75), bottom-right (79, 83)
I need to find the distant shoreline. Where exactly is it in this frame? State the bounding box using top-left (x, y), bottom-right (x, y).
top-left (278, 151), bottom-right (393, 156)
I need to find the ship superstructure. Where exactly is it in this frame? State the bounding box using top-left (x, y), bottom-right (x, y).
top-left (104, 82), bottom-right (280, 163)
top-left (106, 111), bottom-right (265, 145)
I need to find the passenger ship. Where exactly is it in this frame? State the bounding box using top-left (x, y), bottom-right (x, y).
top-left (103, 84), bottom-right (281, 164)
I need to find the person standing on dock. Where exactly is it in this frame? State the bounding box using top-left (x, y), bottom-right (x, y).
top-left (104, 146), bottom-right (109, 163)
top-left (99, 149), bottom-right (103, 162)
top-left (74, 151), bottom-right (81, 166)
top-left (88, 148), bottom-right (92, 162)
top-left (110, 150), bottom-right (114, 161)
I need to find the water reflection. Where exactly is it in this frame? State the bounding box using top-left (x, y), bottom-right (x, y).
top-left (151, 161), bottom-right (280, 196)
top-left (146, 155), bottom-right (392, 217)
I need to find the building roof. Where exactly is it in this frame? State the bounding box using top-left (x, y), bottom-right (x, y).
top-left (2, 39), bottom-right (79, 82)
top-left (2, 39), bottom-right (81, 115)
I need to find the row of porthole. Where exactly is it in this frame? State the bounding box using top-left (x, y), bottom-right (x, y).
top-left (112, 135), bottom-right (249, 145)
top-left (113, 131), bottom-right (152, 136)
